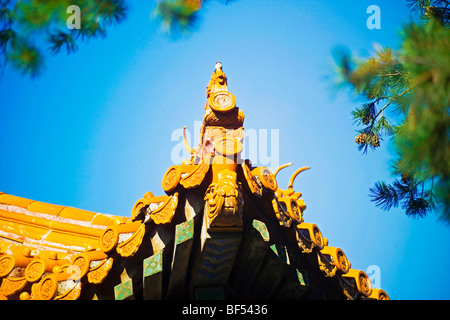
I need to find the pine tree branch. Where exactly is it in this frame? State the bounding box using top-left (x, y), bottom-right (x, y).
top-left (369, 181), bottom-right (399, 210)
top-left (367, 86), bottom-right (414, 132)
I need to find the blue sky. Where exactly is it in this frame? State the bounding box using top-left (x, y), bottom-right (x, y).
top-left (1, 0), bottom-right (449, 299)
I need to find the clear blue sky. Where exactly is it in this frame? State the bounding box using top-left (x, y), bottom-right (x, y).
top-left (1, 0), bottom-right (449, 299)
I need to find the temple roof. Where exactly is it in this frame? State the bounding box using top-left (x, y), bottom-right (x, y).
top-left (0, 192), bottom-right (128, 252)
top-left (0, 64), bottom-right (389, 300)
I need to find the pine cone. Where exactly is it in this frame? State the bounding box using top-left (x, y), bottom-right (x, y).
top-left (401, 173), bottom-right (411, 184)
top-left (355, 133), bottom-right (368, 144)
top-left (425, 6), bottom-right (434, 17)
top-left (372, 134), bottom-right (380, 147)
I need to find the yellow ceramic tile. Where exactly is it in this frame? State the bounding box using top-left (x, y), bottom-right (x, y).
top-left (90, 213), bottom-right (116, 227)
top-left (0, 208), bottom-right (51, 229)
top-left (48, 220), bottom-right (104, 238)
top-left (0, 218), bottom-right (49, 241)
top-left (58, 207), bottom-right (96, 222)
top-left (0, 193), bottom-right (34, 208)
top-left (43, 230), bottom-right (99, 251)
top-left (27, 201), bottom-right (65, 216)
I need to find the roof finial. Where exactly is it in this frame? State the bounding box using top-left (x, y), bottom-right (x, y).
top-left (206, 61), bottom-right (228, 98)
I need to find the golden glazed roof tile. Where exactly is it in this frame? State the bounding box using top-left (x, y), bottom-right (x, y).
top-left (0, 192), bottom-right (130, 254)
top-left (0, 193), bottom-right (35, 208)
top-left (0, 64), bottom-right (389, 300)
top-left (0, 191), bottom-right (145, 300)
top-left (27, 201), bottom-right (65, 216)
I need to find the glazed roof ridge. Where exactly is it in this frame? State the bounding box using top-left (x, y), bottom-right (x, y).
top-left (0, 192), bottom-right (129, 254)
top-left (0, 64), bottom-right (389, 300)
top-left (0, 203), bottom-right (110, 229)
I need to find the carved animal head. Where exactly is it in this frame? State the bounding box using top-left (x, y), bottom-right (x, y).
top-left (204, 169), bottom-right (243, 228)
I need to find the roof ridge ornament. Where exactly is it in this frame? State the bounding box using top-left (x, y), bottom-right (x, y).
top-left (192, 62), bottom-right (245, 164)
top-left (206, 62), bottom-right (228, 98)
top-left (0, 64), bottom-right (390, 300)
top-left (288, 166), bottom-right (311, 195)
top-left (206, 62), bottom-right (236, 114)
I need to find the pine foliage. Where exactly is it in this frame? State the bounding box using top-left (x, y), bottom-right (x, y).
top-left (154, 0), bottom-right (235, 35)
top-left (154, 0), bottom-right (202, 35)
top-left (0, 0), bottom-right (127, 76)
top-left (336, 0), bottom-right (450, 222)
